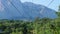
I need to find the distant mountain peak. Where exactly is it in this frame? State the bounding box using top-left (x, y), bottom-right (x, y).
top-left (0, 0), bottom-right (57, 20)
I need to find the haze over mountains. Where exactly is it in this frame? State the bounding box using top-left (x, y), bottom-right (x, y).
top-left (0, 0), bottom-right (57, 20)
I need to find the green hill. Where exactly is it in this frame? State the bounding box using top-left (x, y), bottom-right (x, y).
top-left (0, 12), bottom-right (60, 34)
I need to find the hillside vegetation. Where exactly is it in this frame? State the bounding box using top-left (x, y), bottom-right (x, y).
top-left (0, 12), bottom-right (60, 34)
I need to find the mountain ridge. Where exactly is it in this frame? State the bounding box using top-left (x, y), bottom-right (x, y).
top-left (0, 0), bottom-right (57, 20)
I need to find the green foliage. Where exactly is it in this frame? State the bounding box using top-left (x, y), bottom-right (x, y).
top-left (0, 12), bottom-right (60, 34)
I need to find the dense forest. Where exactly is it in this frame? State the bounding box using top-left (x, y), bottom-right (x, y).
top-left (0, 12), bottom-right (60, 34)
top-left (0, 9), bottom-right (60, 34)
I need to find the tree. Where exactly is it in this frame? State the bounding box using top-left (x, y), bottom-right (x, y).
top-left (58, 5), bottom-right (60, 11)
top-left (22, 23), bottom-right (28, 34)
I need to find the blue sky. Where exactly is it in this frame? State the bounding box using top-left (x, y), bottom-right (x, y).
top-left (21, 0), bottom-right (60, 11)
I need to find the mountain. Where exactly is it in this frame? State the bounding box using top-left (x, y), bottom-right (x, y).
top-left (22, 2), bottom-right (57, 19)
top-left (0, 0), bottom-right (57, 20)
